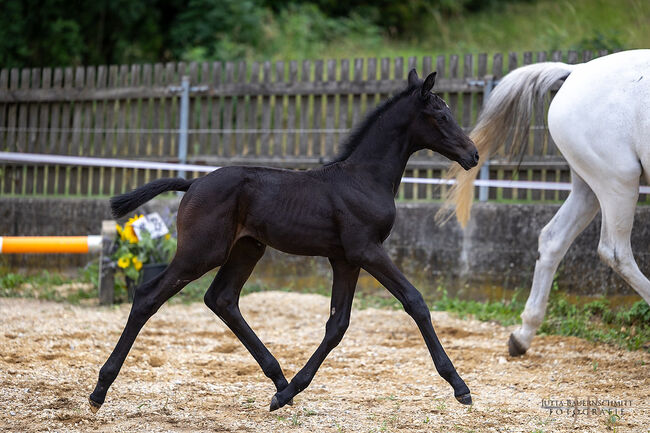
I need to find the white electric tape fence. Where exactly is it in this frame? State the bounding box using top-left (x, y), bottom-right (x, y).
top-left (2, 152), bottom-right (650, 194)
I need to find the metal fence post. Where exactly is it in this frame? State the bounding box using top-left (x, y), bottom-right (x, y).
top-left (177, 75), bottom-right (190, 179)
top-left (478, 76), bottom-right (494, 202)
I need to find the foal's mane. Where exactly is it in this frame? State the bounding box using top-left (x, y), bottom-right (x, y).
top-left (324, 85), bottom-right (416, 166)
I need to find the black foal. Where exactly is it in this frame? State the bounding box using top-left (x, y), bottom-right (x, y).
top-left (89, 69), bottom-right (479, 413)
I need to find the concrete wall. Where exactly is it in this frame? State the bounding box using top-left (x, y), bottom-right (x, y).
top-left (1, 197), bottom-right (649, 298)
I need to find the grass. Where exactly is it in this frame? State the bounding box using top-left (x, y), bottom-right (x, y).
top-left (234, 0), bottom-right (650, 65)
top-left (1, 267), bottom-right (648, 351)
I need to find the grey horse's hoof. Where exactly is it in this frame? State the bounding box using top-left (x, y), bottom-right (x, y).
top-left (455, 393), bottom-right (472, 405)
top-left (508, 333), bottom-right (528, 357)
top-left (88, 397), bottom-right (102, 414)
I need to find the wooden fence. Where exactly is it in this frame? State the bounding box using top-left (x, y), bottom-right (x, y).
top-left (3, 49), bottom-right (641, 202)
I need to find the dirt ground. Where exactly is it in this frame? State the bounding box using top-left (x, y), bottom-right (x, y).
top-left (0, 292), bottom-right (648, 433)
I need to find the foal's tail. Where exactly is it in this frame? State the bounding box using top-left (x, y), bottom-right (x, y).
top-left (110, 177), bottom-right (197, 218)
top-left (436, 61), bottom-right (578, 227)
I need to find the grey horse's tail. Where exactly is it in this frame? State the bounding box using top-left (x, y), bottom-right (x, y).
top-left (437, 62), bottom-right (577, 227)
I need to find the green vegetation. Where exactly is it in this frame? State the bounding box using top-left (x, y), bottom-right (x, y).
top-left (1, 267), bottom-right (648, 351)
top-left (2, 0), bottom-right (649, 68)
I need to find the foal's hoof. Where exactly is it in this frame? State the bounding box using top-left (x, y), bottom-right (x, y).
top-left (269, 395), bottom-right (281, 412)
top-left (508, 333), bottom-right (527, 357)
top-left (455, 393), bottom-right (472, 405)
top-left (88, 397), bottom-right (102, 414)
top-left (269, 394), bottom-right (293, 411)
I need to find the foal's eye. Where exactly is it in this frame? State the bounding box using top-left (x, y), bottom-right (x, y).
top-left (440, 114), bottom-right (449, 122)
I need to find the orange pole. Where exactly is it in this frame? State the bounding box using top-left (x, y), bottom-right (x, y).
top-left (0, 236), bottom-right (101, 254)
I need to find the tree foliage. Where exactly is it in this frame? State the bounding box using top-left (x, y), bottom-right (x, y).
top-left (0, 0), bottom-right (537, 68)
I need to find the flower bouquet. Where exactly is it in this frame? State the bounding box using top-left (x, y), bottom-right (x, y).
top-left (112, 213), bottom-right (176, 301)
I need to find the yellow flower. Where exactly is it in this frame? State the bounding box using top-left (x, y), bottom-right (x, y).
top-left (117, 256), bottom-right (130, 268)
top-left (132, 257), bottom-right (143, 271)
top-left (164, 233), bottom-right (171, 240)
top-left (124, 225), bottom-right (138, 243)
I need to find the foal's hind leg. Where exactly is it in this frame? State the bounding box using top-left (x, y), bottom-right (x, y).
top-left (203, 237), bottom-right (292, 397)
top-left (509, 172), bottom-right (599, 356)
top-left (89, 253), bottom-right (221, 411)
top-left (269, 259), bottom-right (359, 411)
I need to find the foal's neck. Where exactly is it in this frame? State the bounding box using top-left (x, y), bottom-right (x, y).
top-left (344, 106), bottom-right (418, 194)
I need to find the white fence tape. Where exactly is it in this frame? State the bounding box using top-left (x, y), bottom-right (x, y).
top-left (1, 152), bottom-right (649, 193)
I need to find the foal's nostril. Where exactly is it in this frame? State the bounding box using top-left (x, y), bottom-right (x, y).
top-left (473, 151), bottom-right (479, 163)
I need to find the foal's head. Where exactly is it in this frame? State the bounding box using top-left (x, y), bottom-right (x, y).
top-left (406, 69), bottom-right (479, 170)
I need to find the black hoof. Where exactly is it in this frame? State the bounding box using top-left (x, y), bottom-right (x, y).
top-left (455, 393), bottom-right (472, 405)
top-left (508, 333), bottom-right (527, 357)
top-left (88, 397), bottom-right (103, 414)
top-left (287, 398), bottom-right (294, 406)
top-left (269, 395), bottom-right (280, 412)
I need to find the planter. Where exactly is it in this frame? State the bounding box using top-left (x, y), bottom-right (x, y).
top-left (126, 263), bottom-right (168, 302)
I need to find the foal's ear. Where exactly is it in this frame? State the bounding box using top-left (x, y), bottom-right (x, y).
top-left (421, 71), bottom-right (437, 97)
top-left (408, 69), bottom-right (420, 87)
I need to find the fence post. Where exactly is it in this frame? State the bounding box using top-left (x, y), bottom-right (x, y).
top-left (478, 76), bottom-right (494, 202)
top-left (177, 75), bottom-right (190, 179)
top-left (98, 220), bottom-right (116, 305)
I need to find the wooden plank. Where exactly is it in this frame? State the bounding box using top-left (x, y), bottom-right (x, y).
top-left (37, 69), bottom-right (51, 155)
top-left (186, 62), bottom-right (198, 158)
top-left (90, 66), bottom-right (105, 195)
top-left (422, 56), bottom-right (432, 76)
top-left (221, 62), bottom-right (235, 157)
top-left (16, 68), bottom-right (30, 153)
top-left (462, 54), bottom-right (473, 130)
top-left (102, 65), bottom-right (118, 196)
top-left (209, 61), bottom-right (222, 155)
top-left (162, 62), bottom-right (176, 158)
top-left (27, 68), bottom-right (40, 153)
top-left (198, 62), bottom-right (210, 156)
top-left (82, 66), bottom-right (95, 156)
top-left (271, 61), bottom-right (283, 156)
top-left (6, 69), bottom-right (19, 153)
top-left (47, 68), bottom-right (63, 195)
top-left (114, 65), bottom-right (129, 194)
top-left (336, 59), bottom-right (350, 156)
top-left (127, 64), bottom-right (141, 158)
top-left (138, 64), bottom-right (152, 158)
top-left (508, 52), bottom-right (518, 72)
top-left (257, 61), bottom-right (271, 156)
top-left (533, 51), bottom-right (547, 158)
top-left (448, 55), bottom-right (459, 121)
top-left (324, 59), bottom-right (337, 158)
top-left (0, 76), bottom-right (494, 103)
top-left (476, 53), bottom-right (487, 110)
top-left (60, 67), bottom-right (73, 158)
top-left (407, 56), bottom-right (417, 74)
top-left (0, 69), bottom-right (7, 155)
top-left (312, 60), bottom-right (323, 156)
top-left (351, 58), bottom-right (363, 126)
top-left (286, 61), bottom-right (298, 156)
top-left (151, 63), bottom-right (164, 162)
top-left (567, 50), bottom-right (578, 64)
top-left (68, 67), bottom-right (85, 195)
top-left (234, 61), bottom-right (247, 156)
top-left (71, 67), bottom-right (84, 156)
top-left (246, 61), bottom-right (260, 156)
top-left (298, 60), bottom-right (310, 157)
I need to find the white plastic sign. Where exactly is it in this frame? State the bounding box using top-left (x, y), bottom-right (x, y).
top-left (131, 212), bottom-right (169, 240)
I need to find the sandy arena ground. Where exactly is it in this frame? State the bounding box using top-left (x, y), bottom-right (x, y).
top-left (0, 292), bottom-right (648, 433)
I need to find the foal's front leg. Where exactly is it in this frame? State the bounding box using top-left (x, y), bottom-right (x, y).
top-left (358, 245), bottom-right (472, 404)
top-left (269, 259), bottom-right (359, 411)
